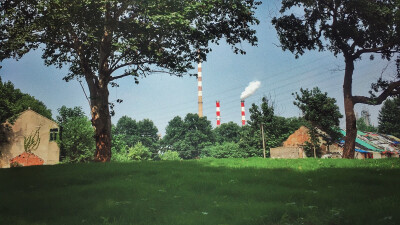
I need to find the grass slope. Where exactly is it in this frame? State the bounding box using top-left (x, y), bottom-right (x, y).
top-left (0, 158), bottom-right (399, 225)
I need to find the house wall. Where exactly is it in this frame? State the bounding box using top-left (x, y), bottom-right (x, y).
top-left (270, 147), bottom-right (305, 159)
top-left (0, 110), bottom-right (60, 168)
top-left (283, 126), bottom-right (310, 147)
top-left (373, 152), bottom-right (382, 159)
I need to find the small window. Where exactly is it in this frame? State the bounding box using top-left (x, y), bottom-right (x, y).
top-left (50, 128), bottom-right (59, 141)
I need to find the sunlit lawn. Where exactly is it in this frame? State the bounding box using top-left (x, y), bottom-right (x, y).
top-left (0, 158), bottom-right (399, 225)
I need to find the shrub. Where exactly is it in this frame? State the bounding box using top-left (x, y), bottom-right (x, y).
top-left (57, 116), bottom-right (95, 163)
top-left (10, 162), bottom-right (22, 168)
top-left (112, 152), bottom-right (131, 162)
top-left (111, 134), bottom-right (130, 162)
top-left (160, 150), bottom-right (181, 160)
top-left (128, 142), bottom-right (151, 160)
top-left (203, 142), bottom-right (248, 158)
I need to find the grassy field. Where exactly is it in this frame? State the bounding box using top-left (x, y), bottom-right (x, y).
top-left (0, 158), bottom-right (399, 225)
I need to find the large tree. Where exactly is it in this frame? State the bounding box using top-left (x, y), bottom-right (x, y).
top-left (272, 0), bottom-right (400, 158)
top-left (378, 97), bottom-right (400, 137)
top-left (0, 0), bottom-right (261, 161)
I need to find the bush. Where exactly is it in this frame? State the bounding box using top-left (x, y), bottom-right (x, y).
top-left (303, 141), bottom-right (322, 158)
top-left (111, 134), bottom-right (130, 162)
top-left (57, 117), bottom-right (95, 163)
top-left (202, 142), bottom-right (248, 158)
top-left (128, 142), bottom-right (151, 160)
top-left (10, 161), bottom-right (23, 168)
top-left (160, 150), bottom-right (181, 160)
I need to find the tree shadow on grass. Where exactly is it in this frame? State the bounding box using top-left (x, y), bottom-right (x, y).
top-left (0, 159), bottom-right (399, 225)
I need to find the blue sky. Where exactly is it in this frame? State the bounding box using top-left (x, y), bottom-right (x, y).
top-left (0, 1), bottom-right (395, 135)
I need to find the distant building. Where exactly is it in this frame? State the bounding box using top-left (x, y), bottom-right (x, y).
top-left (0, 109), bottom-right (60, 168)
top-left (270, 126), bottom-right (400, 159)
top-left (270, 126), bottom-right (341, 159)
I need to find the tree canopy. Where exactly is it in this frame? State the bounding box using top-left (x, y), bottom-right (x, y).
top-left (378, 97), bottom-right (400, 137)
top-left (356, 117), bottom-right (378, 133)
top-left (293, 87), bottom-right (343, 144)
top-left (56, 106), bottom-right (95, 163)
top-left (113, 115), bottom-right (159, 157)
top-left (272, 0), bottom-right (400, 158)
top-left (162, 113), bottom-right (214, 159)
top-left (0, 76), bottom-right (52, 123)
top-left (242, 97), bottom-right (308, 157)
top-left (213, 121), bottom-right (241, 144)
top-left (0, 0), bottom-right (261, 161)
top-left (0, 76), bottom-right (52, 145)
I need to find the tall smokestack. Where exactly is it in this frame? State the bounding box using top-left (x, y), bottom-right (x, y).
top-left (216, 101), bottom-right (221, 126)
top-left (198, 62), bottom-right (203, 117)
top-left (241, 100), bottom-right (245, 126)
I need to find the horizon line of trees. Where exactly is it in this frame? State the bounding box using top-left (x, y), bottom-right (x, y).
top-left (1, 76), bottom-right (399, 162)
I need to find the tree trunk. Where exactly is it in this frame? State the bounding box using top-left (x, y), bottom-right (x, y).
top-left (313, 146), bottom-right (316, 158)
top-left (342, 58), bottom-right (356, 159)
top-left (90, 84), bottom-right (112, 162)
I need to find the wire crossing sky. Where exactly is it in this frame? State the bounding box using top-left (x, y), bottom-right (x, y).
top-left (0, 1), bottom-right (395, 135)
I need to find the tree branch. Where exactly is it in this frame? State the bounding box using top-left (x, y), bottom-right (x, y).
top-left (353, 80), bottom-right (400, 105)
top-left (110, 58), bottom-right (158, 74)
top-left (354, 43), bottom-right (397, 59)
top-left (110, 71), bottom-right (137, 81)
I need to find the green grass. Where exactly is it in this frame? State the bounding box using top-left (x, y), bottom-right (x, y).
top-left (1, 158), bottom-right (399, 225)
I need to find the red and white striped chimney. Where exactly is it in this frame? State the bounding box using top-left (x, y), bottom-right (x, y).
top-left (241, 100), bottom-right (245, 126)
top-left (216, 101), bottom-right (221, 126)
top-left (198, 62), bottom-right (203, 117)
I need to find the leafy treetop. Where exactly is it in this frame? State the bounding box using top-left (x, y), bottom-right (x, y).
top-left (378, 97), bottom-right (400, 137)
top-left (293, 87), bottom-right (343, 143)
top-left (1, 0), bottom-right (261, 82)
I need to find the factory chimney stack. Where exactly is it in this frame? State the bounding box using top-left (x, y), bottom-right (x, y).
top-left (216, 101), bottom-right (221, 126)
top-left (198, 62), bottom-right (203, 117)
top-left (241, 100), bottom-right (246, 126)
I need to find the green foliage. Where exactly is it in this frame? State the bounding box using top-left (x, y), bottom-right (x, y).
top-left (111, 131), bottom-right (130, 162)
top-left (1, 1), bottom-right (261, 76)
top-left (137, 119), bottom-right (160, 157)
top-left (160, 150), bottom-right (181, 161)
top-left (0, 0), bottom-right (262, 159)
top-left (273, 0), bottom-right (400, 157)
top-left (213, 122), bottom-right (241, 144)
top-left (202, 142), bottom-right (247, 158)
top-left (56, 106), bottom-right (95, 163)
top-left (242, 97), bottom-right (307, 157)
top-left (378, 97), bottom-right (400, 137)
top-left (293, 87), bottom-right (343, 145)
top-left (56, 106), bottom-right (85, 125)
top-left (163, 113), bottom-right (215, 159)
top-left (114, 116), bottom-right (159, 158)
top-left (303, 127), bottom-right (322, 158)
top-left (114, 116), bottom-right (139, 147)
top-left (128, 142), bottom-right (151, 161)
top-left (23, 127), bottom-right (40, 153)
top-left (272, 0), bottom-right (400, 60)
top-left (356, 118), bottom-right (378, 133)
top-left (9, 161), bottom-right (22, 168)
top-left (0, 77), bottom-right (52, 145)
top-left (0, 77), bottom-right (52, 123)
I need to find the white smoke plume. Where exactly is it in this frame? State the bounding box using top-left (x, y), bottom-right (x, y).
top-left (240, 81), bottom-right (261, 100)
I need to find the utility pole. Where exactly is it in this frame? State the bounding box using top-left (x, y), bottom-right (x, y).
top-left (261, 123), bottom-right (266, 158)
